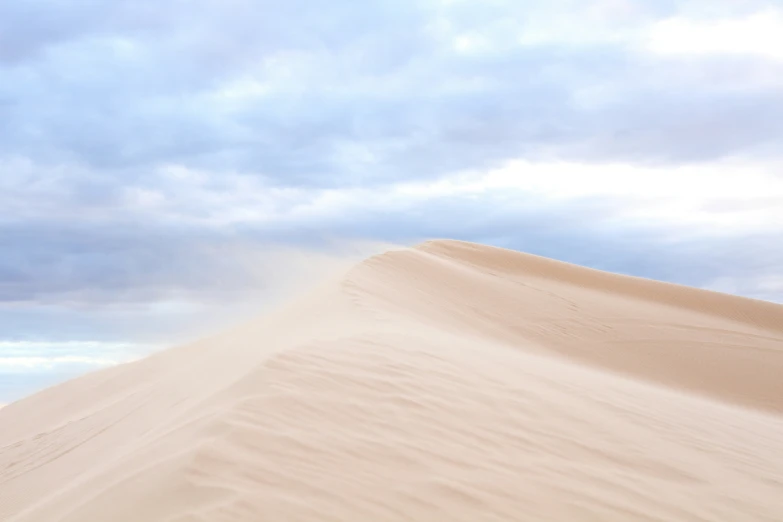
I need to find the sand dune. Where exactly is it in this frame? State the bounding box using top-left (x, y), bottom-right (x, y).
top-left (1, 240), bottom-right (782, 521)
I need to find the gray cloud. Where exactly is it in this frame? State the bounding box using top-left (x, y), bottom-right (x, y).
top-left (2, 0), bottom-right (783, 189)
top-left (2, 191), bottom-right (781, 315)
top-left (0, 221), bottom-right (368, 306)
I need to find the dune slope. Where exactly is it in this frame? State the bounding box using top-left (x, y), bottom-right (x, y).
top-left (1, 240), bottom-right (782, 521)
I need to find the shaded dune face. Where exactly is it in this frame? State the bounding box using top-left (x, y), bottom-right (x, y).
top-left (1, 240), bottom-right (782, 522)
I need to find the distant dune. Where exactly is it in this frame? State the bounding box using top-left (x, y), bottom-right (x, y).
top-left (1, 240), bottom-right (782, 521)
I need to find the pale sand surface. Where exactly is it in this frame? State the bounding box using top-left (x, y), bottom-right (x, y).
top-left (1, 240), bottom-right (782, 521)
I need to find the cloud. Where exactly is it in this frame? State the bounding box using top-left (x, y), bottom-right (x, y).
top-left (0, 221), bottom-right (385, 306)
top-left (647, 9), bottom-right (783, 60)
top-left (2, 159), bottom-right (782, 312)
top-left (0, 340), bottom-right (152, 402)
top-left (2, 0), bottom-right (783, 401)
top-left (2, 0), bottom-right (783, 189)
top-left (0, 353), bottom-right (132, 374)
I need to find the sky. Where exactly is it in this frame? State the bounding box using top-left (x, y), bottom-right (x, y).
top-left (1, 0), bottom-right (783, 403)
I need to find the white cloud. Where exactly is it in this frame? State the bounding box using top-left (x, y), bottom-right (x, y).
top-left (0, 356), bottom-right (128, 371)
top-left (648, 9), bottom-right (783, 60)
top-left (0, 341), bottom-right (155, 373)
top-left (437, 1), bottom-right (646, 55)
top-left (377, 158), bottom-right (783, 236)
top-left (62, 157), bottom-right (781, 241)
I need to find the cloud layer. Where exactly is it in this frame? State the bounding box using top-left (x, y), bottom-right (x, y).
top-left (2, 0), bottom-right (783, 400)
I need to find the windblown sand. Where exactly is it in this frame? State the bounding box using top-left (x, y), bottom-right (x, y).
top-left (1, 240), bottom-right (782, 521)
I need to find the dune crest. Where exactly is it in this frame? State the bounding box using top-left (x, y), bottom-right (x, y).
top-left (1, 240), bottom-right (782, 521)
